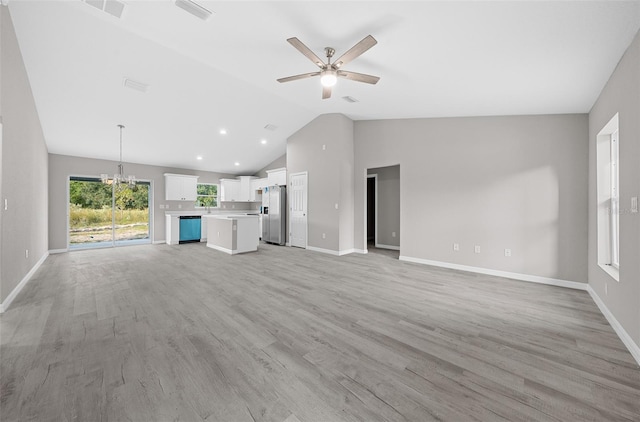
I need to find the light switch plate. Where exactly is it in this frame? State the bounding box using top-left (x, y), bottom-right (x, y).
top-left (632, 196), bottom-right (638, 213)
top-left (474, 245), bottom-right (481, 254)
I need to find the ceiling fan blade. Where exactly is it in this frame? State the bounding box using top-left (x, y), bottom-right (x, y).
top-left (333, 35), bottom-right (377, 69)
top-left (337, 70), bottom-right (380, 84)
top-left (322, 85), bottom-right (332, 99)
top-left (277, 72), bottom-right (321, 83)
top-left (287, 37), bottom-right (325, 68)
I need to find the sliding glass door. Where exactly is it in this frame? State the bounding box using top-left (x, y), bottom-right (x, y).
top-left (69, 177), bottom-right (150, 249)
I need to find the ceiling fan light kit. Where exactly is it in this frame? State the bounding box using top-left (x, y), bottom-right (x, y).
top-left (278, 35), bottom-right (380, 99)
top-left (320, 69), bottom-right (337, 87)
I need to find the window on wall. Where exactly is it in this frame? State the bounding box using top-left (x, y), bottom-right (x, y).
top-left (596, 113), bottom-right (620, 281)
top-left (196, 183), bottom-right (218, 208)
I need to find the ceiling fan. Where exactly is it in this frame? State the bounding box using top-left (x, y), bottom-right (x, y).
top-left (277, 35), bottom-right (380, 99)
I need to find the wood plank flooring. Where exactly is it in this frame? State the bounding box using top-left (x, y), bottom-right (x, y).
top-left (1, 243), bottom-right (639, 421)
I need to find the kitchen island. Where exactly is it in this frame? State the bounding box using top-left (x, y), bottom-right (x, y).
top-left (203, 214), bottom-right (259, 255)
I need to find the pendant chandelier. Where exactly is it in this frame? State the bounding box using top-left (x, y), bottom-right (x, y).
top-left (101, 124), bottom-right (136, 187)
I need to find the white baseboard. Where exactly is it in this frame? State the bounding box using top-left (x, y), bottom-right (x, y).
top-left (398, 256), bottom-right (588, 291)
top-left (307, 246), bottom-right (340, 256)
top-left (339, 248), bottom-right (356, 256)
top-left (49, 248), bottom-right (67, 254)
top-left (306, 247), bottom-right (368, 256)
top-left (0, 251), bottom-right (49, 313)
top-left (206, 243), bottom-right (235, 255)
top-left (153, 240), bottom-right (166, 245)
top-left (375, 243), bottom-right (400, 251)
top-left (587, 285), bottom-right (640, 366)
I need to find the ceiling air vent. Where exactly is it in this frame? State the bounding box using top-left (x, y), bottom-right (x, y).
top-left (123, 78), bottom-right (150, 93)
top-left (175, 0), bottom-right (214, 21)
top-left (342, 96), bottom-right (359, 103)
top-left (264, 124), bottom-right (278, 131)
top-left (83, 0), bottom-right (126, 19)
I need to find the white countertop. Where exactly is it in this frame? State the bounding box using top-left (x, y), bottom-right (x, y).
top-left (165, 210), bottom-right (258, 217)
top-left (203, 214), bottom-right (259, 219)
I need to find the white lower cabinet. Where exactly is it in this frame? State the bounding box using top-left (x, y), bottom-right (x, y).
top-left (200, 216), bottom-right (207, 241)
top-left (165, 215), bottom-right (179, 245)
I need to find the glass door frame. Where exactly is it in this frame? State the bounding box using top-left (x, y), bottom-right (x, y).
top-left (67, 174), bottom-right (154, 250)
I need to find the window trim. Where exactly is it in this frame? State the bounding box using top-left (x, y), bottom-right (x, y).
top-left (195, 182), bottom-right (219, 209)
top-left (596, 113), bottom-right (620, 281)
top-left (610, 130), bottom-right (619, 269)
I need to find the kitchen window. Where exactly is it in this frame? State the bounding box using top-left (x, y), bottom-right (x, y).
top-left (196, 183), bottom-right (218, 208)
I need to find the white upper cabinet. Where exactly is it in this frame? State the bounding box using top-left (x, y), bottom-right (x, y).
top-left (220, 176), bottom-right (267, 202)
top-left (237, 176), bottom-right (257, 201)
top-left (165, 173), bottom-right (198, 201)
top-left (250, 178), bottom-right (268, 201)
top-left (266, 168), bottom-right (287, 186)
top-left (220, 179), bottom-right (240, 201)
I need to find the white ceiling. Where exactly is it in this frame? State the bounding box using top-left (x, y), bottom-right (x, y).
top-left (8, 0), bottom-right (640, 175)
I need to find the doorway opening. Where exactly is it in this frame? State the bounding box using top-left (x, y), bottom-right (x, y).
top-left (69, 176), bottom-right (151, 249)
top-left (367, 174), bottom-right (377, 243)
top-left (289, 171), bottom-right (308, 249)
top-left (366, 165), bottom-right (400, 258)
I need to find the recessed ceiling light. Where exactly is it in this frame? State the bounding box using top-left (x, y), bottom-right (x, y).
top-left (219, 129), bottom-right (227, 135)
top-left (234, 162), bottom-right (240, 166)
top-left (261, 139), bottom-right (267, 145)
top-left (196, 156), bottom-right (203, 160)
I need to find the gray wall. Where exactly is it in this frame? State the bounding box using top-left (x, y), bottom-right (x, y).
top-left (49, 154), bottom-right (236, 250)
top-left (354, 114), bottom-right (589, 282)
top-left (368, 165), bottom-right (400, 248)
top-left (588, 30), bottom-right (640, 347)
top-left (1, 6), bottom-right (49, 303)
top-left (254, 154), bottom-right (286, 178)
top-left (287, 114), bottom-right (354, 252)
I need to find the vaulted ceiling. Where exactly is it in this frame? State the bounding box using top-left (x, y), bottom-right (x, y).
top-left (8, 0), bottom-right (640, 174)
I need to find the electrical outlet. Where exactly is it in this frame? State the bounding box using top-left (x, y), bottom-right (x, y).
top-left (632, 196), bottom-right (638, 213)
top-left (505, 248), bottom-right (512, 257)
top-left (474, 245), bottom-right (481, 254)
top-left (4, 199), bottom-right (7, 210)
top-left (334, 203), bottom-right (338, 210)
top-left (392, 232), bottom-right (396, 238)
top-left (322, 233), bottom-right (326, 239)
top-left (453, 243), bottom-right (459, 251)
top-left (25, 249), bottom-right (29, 259)
top-left (178, 204), bottom-right (182, 209)
top-left (322, 144), bottom-right (326, 150)
top-left (605, 283), bottom-right (608, 296)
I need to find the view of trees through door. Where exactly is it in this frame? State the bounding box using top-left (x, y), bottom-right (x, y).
top-left (69, 177), bottom-right (150, 248)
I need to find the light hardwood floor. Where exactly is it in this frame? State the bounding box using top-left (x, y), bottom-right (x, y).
top-left (1, 243), bottom-right (639, 421)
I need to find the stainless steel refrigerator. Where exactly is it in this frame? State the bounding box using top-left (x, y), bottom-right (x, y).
top-left (262, 185), bottom-right (286, 245)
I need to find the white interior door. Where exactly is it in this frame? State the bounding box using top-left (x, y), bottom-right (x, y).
top-left (289, 172), bottom-right (307, 248)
